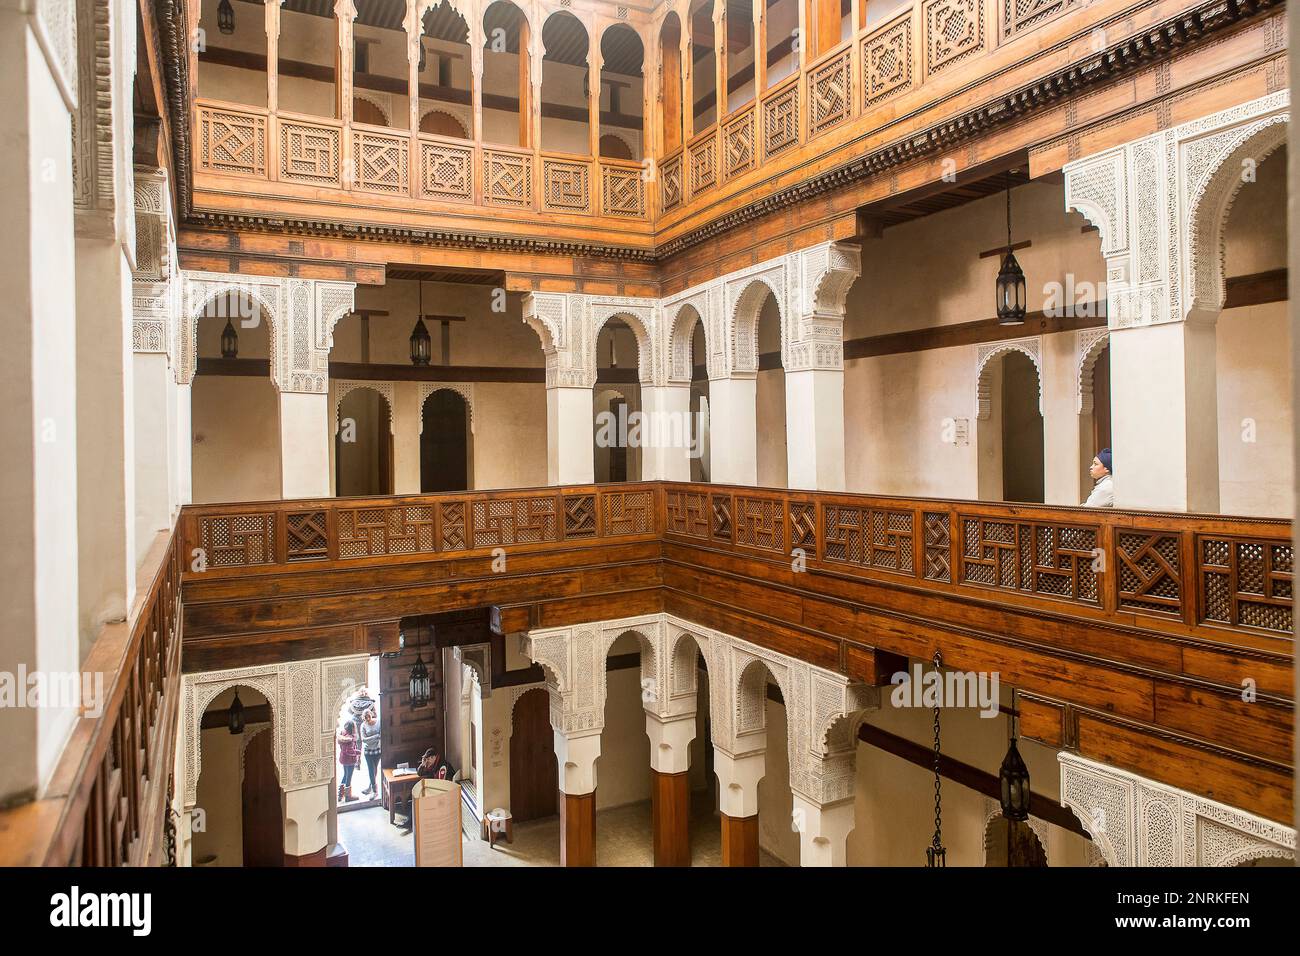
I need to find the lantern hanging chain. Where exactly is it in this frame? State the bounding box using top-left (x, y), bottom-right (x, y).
top-left (928, 650), bottom-right (946, 864)
top-left (1005, 182), bottom-right (1013, 251)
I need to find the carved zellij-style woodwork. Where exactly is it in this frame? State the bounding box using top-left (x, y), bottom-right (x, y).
top-left (179, 482), bottom-right (1295, 826)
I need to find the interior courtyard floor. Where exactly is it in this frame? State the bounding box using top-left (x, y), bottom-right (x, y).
top-left (337, 796), bottom-right (785, 867)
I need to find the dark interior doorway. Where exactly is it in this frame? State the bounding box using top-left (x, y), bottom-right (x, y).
top-left (420, 390), bottom-right (470, 492)
top-left (510, 688), bottom-right (558, 822)
top-left (241, 728), bottom-right (284, 866)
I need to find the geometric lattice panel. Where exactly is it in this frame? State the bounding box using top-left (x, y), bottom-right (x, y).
top-left (603, 491), bottom-right (654, 536)
top-left (286, 510), bottom-right (328, 562)
top-left (734, 496), bottom-right (785, 553)
top-left (353, 129), bottom-right (409, 194)
top-left (824, 506), bottom-right (915, 574)
top-left (723, 108), bottom-right (755, 181)
top-left (279, 119), bottom-right (340, 186)
top-left (689, 134), bottom-right (717, 196)
top-left (336, 506), bottom-right (436, 557)
top-left (1116, 530), bottom-right (1183, 616)
top-left (763, 82), bottom-right (799, 161)
top-left (960, 516), bottom-right (1098, 603)
top-left (420, 139), bottom-right (474, 203)
top-left (200, 513), bottom-right (276, 567)
top-left (484, 149), bottom-right (533, 208)
top-left (660, 153), bottom-right (684, 213)
top-left (472, 497), bottom-right (558, 547)
top-left (922, 511), bottom-right (952, 582)
top-left (1003, 0), bottom-right (1075, 38)
top-left (543, 158), bottom-right (591, 213)
top-left (809, 48), bottom-right (852, 139)
top-left (863, 16), bottom-right (912, 107)
top-left (667, 491), bottom-right (710, 538)
top-left (601, 163), bottom-right (645, 218)
top-left (1198, 536), bottom-right (1293, 634)
top-left (925, 0), bottom-right (985, 76)
top-left (201, 106), bottom-right (268, 177)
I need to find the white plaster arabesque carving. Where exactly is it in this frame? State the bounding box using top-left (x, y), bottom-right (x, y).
top-left (181, 654), bottom-right (369, 808)
top-left (418, 382), bottom-right (476, 434)
top-left (1064, 92), bottom-right (1289, 329)
top-left (523, 612), bottom-right (880, 807)
top-left (1059, 753), bottom-right (1295, 867)
top-left (179, 271), bottom-right (356, 392)
top-left (1076, 327), bottom-right (1110, 415)
top-left (975, 336), bottom-right (1043, 420)
top-left (333, 380), bottom-right (396, 434)
top-left (131, 166), bottom-right (179, 360)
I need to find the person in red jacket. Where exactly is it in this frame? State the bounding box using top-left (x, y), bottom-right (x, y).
top-left (337, 720), bottom-right (361, 802)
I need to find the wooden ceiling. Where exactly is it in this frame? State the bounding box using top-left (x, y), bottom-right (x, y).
top-left (385, 265), bottom-right (505, 286)
top-left (863, 165), bottom-right (1033, 231)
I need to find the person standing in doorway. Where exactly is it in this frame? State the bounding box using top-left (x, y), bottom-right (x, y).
top-left (1084, 448), bottom-right (1114, 507)
top-left (337, 720), bottom-right (361, 802)
top-left (360, 708), bottom-right (381, 797)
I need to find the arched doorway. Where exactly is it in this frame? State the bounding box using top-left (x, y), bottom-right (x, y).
top-left (191, 295), bottom-right (281, 503)
top-left (510, 688), bottom-right (558, 822)
top-left (420, 390), bottom-right (471, 491)
top-left (419, 1), bottom-right (473, 140)
top-left (193, 685), bottom-right (279, 867)
top-left (976, 346), bottom-right (1044, 503)
top-left (595, 318), bottom-right (643, 482)
top-left (594, 631), bottom-right (653, 863)
top-left (689, 318), bottom-right (711, 481)
top-left (335, 386), bottom-right (394, 496)
top-left (755, 291), bottom-right (787, 488)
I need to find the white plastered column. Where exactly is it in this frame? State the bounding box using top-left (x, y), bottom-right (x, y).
top-left (791, 795), bottom-right (856, 867)
top-left (279, 392), bottom-right (331, 499)
top-left (554, 729), bottom-right (601, 795)
top-left (393, 381), bottom-right (421, 494)
top-left (283, 783), bottom-right (332, 858)
top-left (640, 384), bottom-right (693, 481)
top-left (547, 386), bottom-right (595, 485)
top-left (714, 748), bottom-right (765, 818)
top-left (784, 368), bottom-right (845, 491)
top-left (1064, 92), bottom-right (1289, 511)
top-left (708, 375), bottom-right (758, 485)
top-left (645, 711), bottom-right (696, 774)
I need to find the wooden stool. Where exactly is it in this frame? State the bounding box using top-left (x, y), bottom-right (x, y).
top-left (484, 808), bottom-right (513, 847)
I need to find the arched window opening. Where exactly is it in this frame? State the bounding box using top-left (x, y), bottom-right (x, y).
top-left (351, 0), bottom-right (410, 130)
top-left (689, 318), bottom-right (711, 482)
top-left (724, 0), bottom-right (755, 113)
top-left (335, 388), bottom-right (393, 497)
top-left (541, 12), bottom-right (591, 155)
top-left (977, 350), bottom-right (1044, 504)
top-left (600, 24), bottom-right (645, 161)
top-left (755, 293), bottom-right (786, 488)
top-left (595, 319), bottom-right (642, 482)
top-left (763, 0), bottom-right (799, 89)
top-left (658, 14), bottom-right (684, 153)
top-left (482, 2), bottom-right (530, 147)
top-left (277, 0), bottom-right (338, 119)
top-left (192, 297), bottom-right (280, 503)
top-left (421, 391), bottom-right (472, 492)
top-left (689, 0), bottom-right (717, 132)
top-left (197, 0), bottom-right (269, 108)
top-left (419, 1), bottom-right (473, 140)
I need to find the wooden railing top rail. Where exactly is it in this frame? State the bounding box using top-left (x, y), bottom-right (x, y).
top-left (0, 529), bottom-right (183, 867)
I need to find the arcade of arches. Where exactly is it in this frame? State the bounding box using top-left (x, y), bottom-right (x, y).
top-left (2, 0), bottom-right (1297, 872)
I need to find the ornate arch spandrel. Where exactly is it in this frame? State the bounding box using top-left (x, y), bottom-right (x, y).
top-left (417, 382), bottom-right (475, 434)
top-left (975, 336), bottom-right (1043, 420)
top-left (1076, 328), bottom-right (1110, 415)
top-left (334, 380), bottom-right (396, 434)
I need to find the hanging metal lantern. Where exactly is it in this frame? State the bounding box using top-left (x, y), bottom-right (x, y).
top-left (217, 0), bottom-right (235, 35)
top-left (1000, 689), bottom-right (1032, 821)
top-left (409, 652), bottom-right (431, 707)
top-left (220, 318), bottom-right (239, 359)
top-left (925, 651), bottom-right (947, 868)
top-left (410, 319), bottom-right (432, 366)
top-left (996, 180), bottom-right (1027, 326)
top-left (228, 689), bottom-right (245, 735)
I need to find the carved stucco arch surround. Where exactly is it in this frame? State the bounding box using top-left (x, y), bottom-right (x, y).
top-left (179, 272), bottom-right (356, 392)
top-left (723, 242), bottom-right (863, 377)
top-left (523, 613), bottom-right (880, 806)
top-left (1064, 91), bottom-right (1289, 330)
top-left (975, 337), bottom-right (1043, 420)
top-left (521, 292), bottom-right (660, 388)
top-left (1059, 753), bottom-right (1295, 867)
top-left (334, 381), bottom-right (396, 434)
top-left (418, 382), bottom-right (476, 434)
top-left (1076, 327), bottom-right (1110, 415)
top-left (181, 655), bottom-right (369, 808)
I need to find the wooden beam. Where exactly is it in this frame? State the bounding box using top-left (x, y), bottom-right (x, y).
top-left (857, 722), bottom-right (1091, 838)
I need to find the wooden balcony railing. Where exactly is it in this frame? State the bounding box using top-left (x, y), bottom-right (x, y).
top-left (179, 481), bottom-right (1293, 650)
top-left (0, 530), bottom-right (183, 866)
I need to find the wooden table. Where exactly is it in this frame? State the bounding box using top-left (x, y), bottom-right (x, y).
top-left (383, 769), bottom-right (421, 825)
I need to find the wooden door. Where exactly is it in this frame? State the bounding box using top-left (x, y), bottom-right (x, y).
top-left (420, 391), bottom-right (468, 492)
top-left (241, 729), bottom-right (284, 867)
top-left (608, 397), bottom-right (628, 483)
top-left (378, 648), bottom-right (445, 770)
top-left (510, 688), bottom-right (558, 822)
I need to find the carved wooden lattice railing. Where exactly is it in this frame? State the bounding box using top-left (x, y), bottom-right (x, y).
top-left (180, 482), bottom-right (1293, 647)
top-left (0, 531), bottom-right (184, 866)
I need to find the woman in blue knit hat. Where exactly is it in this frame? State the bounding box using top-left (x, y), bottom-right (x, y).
top-left (1084, 448), bottom-right (1114, 507)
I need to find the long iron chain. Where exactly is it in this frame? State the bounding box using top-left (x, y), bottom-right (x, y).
top-left (927, 650), bottom-right (946, 867)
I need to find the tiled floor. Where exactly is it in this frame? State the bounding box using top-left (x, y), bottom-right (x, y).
top-left (337, 798), bottom-right (783, 867)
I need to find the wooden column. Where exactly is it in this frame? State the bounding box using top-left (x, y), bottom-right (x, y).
top-left (283, 848), bottom-right (328, 866)
top-left (720, 813), bottom-right (760, 866)
top-left (560, 790), bottom-right (596, 866)
top-left (651, 770), bottom-right (691, 866)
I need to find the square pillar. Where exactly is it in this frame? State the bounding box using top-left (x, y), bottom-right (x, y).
top-left (641, 384), bottom-right (693, 481)
top-left (133, 352), bottom-right (173, 565)
top-left (175, 382), bottom-right (192, 506)
top-left (283, 783), bottom-right (331, 865)
top-left (1041, 332), bottom-right (1089, 506)
top-left (279, 391), bottom-right (331, 499)
top-left (1109, 320), bottom-right (1220, 511)
top-left (554, 730), bottom-right (600, 866)
top-left (708, 376), bottom-right (757, 485)
top-left (393, 381), bottom-right (421, 494)
top-left (714, 748), bottom-right (764, 866)
top-left (547, 385), bottom-right (594, 485)
top-left (784, 367), bottom-right (846, 491)
top-left (791, 794), bottom-right (854, 867)
top-left (647, 712), bottom-right (695, 866)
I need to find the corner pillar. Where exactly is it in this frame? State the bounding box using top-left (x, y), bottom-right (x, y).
top-left (554, 730), bottom-right (600, 866)
top-left (279, 391), bottom-right (331, 499)
top-left (646, 711), bottom-right (695, 866)
top-left (791, 795), bottom-right (855, 867)
top-left (640, 384), bottom-right (693, 481)
top-left (546, 385), bottom-right (595, 485)
top-left (714, 749), bottom-right (764, 866)
top-left (283, 783), bottom-right (331, 866)
top-left (708, 375), bottom-right (757, 485)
